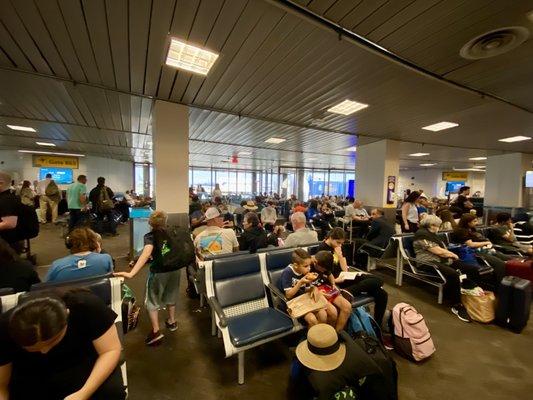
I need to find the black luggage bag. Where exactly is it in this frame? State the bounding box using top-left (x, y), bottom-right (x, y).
top-left (342, 241), bottom-right (355, 267)
top-left (495, 276), bottom-right (531, 333)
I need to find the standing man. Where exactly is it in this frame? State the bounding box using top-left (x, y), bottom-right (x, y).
top-left (0, 171), bottom-right (21, 252)
top-left (89, 177), bottom-right (118, 236)
top-left (66, 174), bottom-right (88, 232)
top-left (36, 173), bottom-right (60, 224)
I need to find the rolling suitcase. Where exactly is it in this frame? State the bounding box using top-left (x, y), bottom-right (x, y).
top-left (505, 259), bottom-right (533, 282)
top-left (495, 276), bottom-right (531, 333)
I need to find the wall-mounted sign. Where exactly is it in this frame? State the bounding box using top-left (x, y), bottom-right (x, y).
top-left (32, 155), bottom-right (79, 169)
top-left (386, 176), bottom-right (396, 204)
top-left (442, 171), bottom-right (468, 181)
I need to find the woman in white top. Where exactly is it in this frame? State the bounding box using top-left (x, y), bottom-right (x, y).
top-left (212, 183), bottom-right (222, 199)
top-left (401, 191), bottom-right (421, 233)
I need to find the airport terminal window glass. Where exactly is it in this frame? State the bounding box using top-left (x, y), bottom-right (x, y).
top-left (192, 169), bottom-right (213, 194)
top-left (134, 164), bottom-right (144, 195)
top-left (329, 171), bottom-right (345, 197)
top-left (215, 169), bottom-right (229, 194)
top-left (271, 172), bottom-right (279, 195)
top-left (345, 172), bottom-right (355, 197)
top-left (308, 170), bottom-right (326, 198)
top-left (227, 170), bottom-right (237, 194)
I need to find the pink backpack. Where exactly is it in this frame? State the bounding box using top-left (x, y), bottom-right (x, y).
top-left (392, 302), bottom-right (435, 362)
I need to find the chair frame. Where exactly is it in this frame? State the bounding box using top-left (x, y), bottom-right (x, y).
top-left (395, 236), bottom-right (446, 304)
top-left (205, 256), bottom-right (299, 385)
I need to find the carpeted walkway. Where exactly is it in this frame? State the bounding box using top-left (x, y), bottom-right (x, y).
top-left (31, 225), bottom-right (533, 400)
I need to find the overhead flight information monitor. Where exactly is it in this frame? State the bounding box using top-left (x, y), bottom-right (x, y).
top-left (39, 167), bottom-right (74, 184)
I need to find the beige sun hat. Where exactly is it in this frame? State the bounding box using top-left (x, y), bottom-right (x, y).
top-left (295, 324), bottom-right (346, 372)
top-left (243, 200), bottom-right (258, 211)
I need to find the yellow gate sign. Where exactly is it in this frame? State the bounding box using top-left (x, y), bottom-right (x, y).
top-left (32, 155), bottom-right (79, 169)
top-left (442, 171), bottom-right (468, 181)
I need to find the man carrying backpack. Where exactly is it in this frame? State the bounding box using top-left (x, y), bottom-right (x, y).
top-left (114, 210), bottom-right (195, 346)
top-left (37, 173), bottom-right (60, 224)
top-left (89, 177), bottom-right (118, 236)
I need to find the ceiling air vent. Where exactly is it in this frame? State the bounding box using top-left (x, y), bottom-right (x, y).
top-left (459, 26), bottom-right (529, 60)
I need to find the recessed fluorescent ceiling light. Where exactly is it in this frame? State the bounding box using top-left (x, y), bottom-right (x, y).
top-left (36, 142), bottom-right (56, 147)
top-left (498, 135), bottom-right (531, 143)
top-left (473, 165), bottom-right (485, 168)
top-left (409, 153), bottom-right (430, 157)
top-left (238, 151), bottom-right (252, 156)
top-left (307, 157), bottom-right (318, 161)
top-left (327, 100), bottom-right (368, 115)
top-left (7, 125), bottom-right (36, 132)
top-left (165, 38), bottom-right (219, 75)
top-left (344, 146), bottom-right (357, 152)
top-left (422, 122), bottom-right (458, 131)
top-left (18, 150), bottom-right (85, 157)
top-left (265, 137), bottom-right (286, 144)
top-left (420, 163), bottom-right (436, 166)
top-left (469, 157), bottom-right (487, 161)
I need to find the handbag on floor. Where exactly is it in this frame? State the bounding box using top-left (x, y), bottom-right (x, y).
top-left (461, 289), bottom-right (496, 323)
top-left (122, 284), bottom-right (141, 334)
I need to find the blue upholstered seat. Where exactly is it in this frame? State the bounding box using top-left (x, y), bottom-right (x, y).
top-left (227, 308), bottom-right (294, 347)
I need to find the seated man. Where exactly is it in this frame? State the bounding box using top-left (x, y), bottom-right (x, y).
top-left (260, 200), bottom-right (278, 229)
top-left (0, 238), bottom-right (40, 292)
top-left (345, 199), bottom-right (371, 237)
top-left (490, 212), bottom-right (532, 255)
top-left (46, 228), bottom-right (114, 282)
top-left (284, 212), bottom-right (318, 248)
top-left (365, 209), bottom-right (395, 249)
top-left (194, 207), bottom-right (239, 257)
top-left (290, 324), bottom-right (392, 400)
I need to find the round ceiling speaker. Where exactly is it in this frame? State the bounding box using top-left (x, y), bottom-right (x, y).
top-left (459, 26), bottom-right (529, 60)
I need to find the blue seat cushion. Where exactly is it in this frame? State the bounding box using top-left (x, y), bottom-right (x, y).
top-left (227, 308), bottom-right (293, 347)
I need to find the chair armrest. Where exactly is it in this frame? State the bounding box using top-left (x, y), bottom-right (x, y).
top-left (404, 256), bottom-right (444, 269)
top-left (207, 296), bottom-right (228, 328)
top-left (266, 283), bottom-right (288, 305)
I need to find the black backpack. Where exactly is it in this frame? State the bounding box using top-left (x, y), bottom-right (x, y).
top-left (151, 226), bottom-right (195, 273)
top-left (15, 200), bottom-right (40, 241)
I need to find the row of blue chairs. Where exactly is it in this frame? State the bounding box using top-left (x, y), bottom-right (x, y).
top-left (200, 245), bottom-right (374, 384)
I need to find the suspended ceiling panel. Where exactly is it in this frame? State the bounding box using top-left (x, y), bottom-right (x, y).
top-left (0, 0), bottom-right (531, 168)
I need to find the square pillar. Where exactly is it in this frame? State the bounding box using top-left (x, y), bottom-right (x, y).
top-left (152, 100), bottom-right (189, 226)
top-left (356, 139), bottom-right (400, 209)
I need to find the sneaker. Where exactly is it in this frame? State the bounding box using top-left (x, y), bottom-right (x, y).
top-left (165, 319), bottom-right (178, 332)
top-left (145, 330), bottom-right (164, 346)
top-left (451, 305), bottom-right (471, 323)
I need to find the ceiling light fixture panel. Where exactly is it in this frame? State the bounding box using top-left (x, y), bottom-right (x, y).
top-left (36, 142), bottom-right (56, 147)
top-left (165, 38), bottom-right (219, 75)
top-left (420, 163), bottom-right (436, 166)
top-left (18, 150), bottom-right (85, 157)
top-left (422, 122), bottom-right (459, 131)
top-left (238, 151), bottom-right (252, 156)
top-left (409, 153), bottom-right (430, 157)
top-left (498, 135), bottom-right (531, 143)
top-left (469, 157), bottom-right (487, 161)
top-left (344, 146), bottom-right (357, 152)
top-left (7, 125), bottom-right (36, 132)
top-left (327, 100), bottom-right (368, 115)
top-left (265, 137), bottom-right (286, 144)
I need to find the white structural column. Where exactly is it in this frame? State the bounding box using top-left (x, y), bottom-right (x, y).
top-left (485, 152), bottom-right (533, 208)
top-left (356, 139), bottom-right (400, 208)
top-left (152, 100), bottom-right (189, 221)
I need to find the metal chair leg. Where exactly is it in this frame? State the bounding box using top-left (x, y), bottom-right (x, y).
top-left (438, 286), bottom-right (443, 305)
top-left (211, 311), bottom-right (216, 336)
top-left (238, 351), bottom-right (245, 384)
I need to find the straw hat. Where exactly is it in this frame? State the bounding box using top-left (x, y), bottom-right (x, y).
top-left (243, 200), bottom-right (258, 211)
top-left (296, 324), bottom-right (346, 371)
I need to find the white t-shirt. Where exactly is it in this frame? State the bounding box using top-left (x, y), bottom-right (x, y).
top-left (345, 205), bottom-right (369, 219)
top-left (194, 226), bottom-right (239, 256)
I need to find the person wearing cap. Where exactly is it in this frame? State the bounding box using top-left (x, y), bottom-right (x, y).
top-left (291, 324), bottom-right (391, 400)
top-left (194, 207), bottom-right (239, 257)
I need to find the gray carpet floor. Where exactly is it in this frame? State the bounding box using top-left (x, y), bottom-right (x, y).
top-left (31, 223), bottom-right (533, 400)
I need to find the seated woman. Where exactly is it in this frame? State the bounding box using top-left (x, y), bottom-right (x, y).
top-left (240, 212), bottom-right (276, 253)
top-left (0, 289), bottom-right (125, 399)
top-left (414, 215), bottom-right (484, 323)
top-left (46, 228), bottom-right (114, 282)
top-left (317, 228), bottom-right (388, 327)
top-left (438, 209), bottom-right (457, 231)
top-left (280, 249), bottom-right (336, 327)
top-left (451, 214), bottom-right (509, 285)
top-left (0, 238), bottom-right (40, 292)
